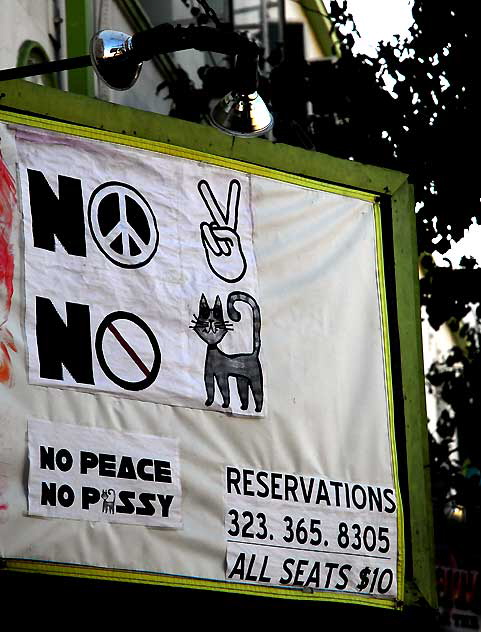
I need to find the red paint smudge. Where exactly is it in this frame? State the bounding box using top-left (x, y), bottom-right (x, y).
top-left (0, 504), bottom-right (8, 511)
top-left (0, 152), bottom-right (17, 386)
top-left (0, 329), bottom-right (17, 383)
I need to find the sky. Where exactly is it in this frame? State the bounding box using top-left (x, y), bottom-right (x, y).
top-left (324, 0), bottom-right (414, 57)
top-left (323, 1), bottom-right (479, 267)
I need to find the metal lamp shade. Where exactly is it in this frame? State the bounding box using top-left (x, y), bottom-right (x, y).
top-left (210, 91), bottom-right (274, 138)
top-left (90, 30), bottom-right (142, 91)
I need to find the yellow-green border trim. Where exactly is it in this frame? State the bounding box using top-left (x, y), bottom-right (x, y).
top-left (390, 182), bottom-right (437, 608)
top-left (0, 108), bottom-right (404, 610)
top-left (0, 80), bottom-right (409, 196)
top-left (3, 559), bottom-right (397, 609)
top-left (373, 201), bottom-right (405, 606)
top-left (0, 109), bottom-right (375, 202)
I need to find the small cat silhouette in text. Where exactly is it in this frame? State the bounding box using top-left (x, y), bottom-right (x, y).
top-left (191, 291), bottom-right (263, 412)
top-left (101, 489), bottom-right (116, 514)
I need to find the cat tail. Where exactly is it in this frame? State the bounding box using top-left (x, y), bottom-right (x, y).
top-left (227, 292), bottom-right (261, 355)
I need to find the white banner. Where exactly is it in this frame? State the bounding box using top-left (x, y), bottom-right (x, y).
top-left (28, 419), bottom-right (182, 528)
top-left (0, 119), bottom-right (401, 605)
top-left (17, 128), bottom-right (263, 417)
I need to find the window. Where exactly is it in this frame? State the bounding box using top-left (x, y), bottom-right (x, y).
top-left (17, 40), bottom-right (58, 88)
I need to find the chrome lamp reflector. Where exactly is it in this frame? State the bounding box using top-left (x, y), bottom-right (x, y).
top-left (90, 30), bottom-right (142, 91)
top-left (210, 91), bottom-right (274, 137)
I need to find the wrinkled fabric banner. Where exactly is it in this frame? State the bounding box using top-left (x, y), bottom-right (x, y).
top-left (0, 120), bottom-right (400, 606)
top-left (16, 128), bottom-right (264, 417)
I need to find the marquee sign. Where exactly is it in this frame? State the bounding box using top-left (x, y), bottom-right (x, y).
top-left (0, 104), bottom-right (427, 609)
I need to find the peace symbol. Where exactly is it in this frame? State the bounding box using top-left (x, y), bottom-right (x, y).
top-left (88, 181), bottom-right (159, 268)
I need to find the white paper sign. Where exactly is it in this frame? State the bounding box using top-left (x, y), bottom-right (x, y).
top-left (224, 466), bottom-right (398, 598)
top-left (28, 419), bottom-right (182, 528)
top-left (16, 128), bottom-right (264, 416)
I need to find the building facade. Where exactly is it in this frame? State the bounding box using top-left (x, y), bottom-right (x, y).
top-left (0, 0), bottom-right (333, 119)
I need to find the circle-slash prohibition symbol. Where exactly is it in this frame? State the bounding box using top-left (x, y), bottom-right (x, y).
top-left (88, 182), bottom-right (159, 268)
top-left (95, 311), bottom-right (161, 391)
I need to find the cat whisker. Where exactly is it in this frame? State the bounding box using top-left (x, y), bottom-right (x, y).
top-left (191, 314), bottom-right (211, 325)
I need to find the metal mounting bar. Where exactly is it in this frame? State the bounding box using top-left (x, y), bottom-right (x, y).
top-left (0, 55), bottom-right (91, 81)
top-left (131, 24), bottom-right (257, 60)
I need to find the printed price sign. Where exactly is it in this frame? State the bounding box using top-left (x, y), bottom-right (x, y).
top-left (225, 466), bottom-right (398, 598)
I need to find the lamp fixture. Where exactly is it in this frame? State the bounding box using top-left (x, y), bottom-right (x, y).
top-left (444, 500), bottom-right (467, 523)
top-left (0, 24), bottom-right (273, 138)
top-left (90, 30), bottom-right (142, 91)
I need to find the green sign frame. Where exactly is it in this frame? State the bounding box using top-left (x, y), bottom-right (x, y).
top-left (0, 79), bottom-right (436, 611)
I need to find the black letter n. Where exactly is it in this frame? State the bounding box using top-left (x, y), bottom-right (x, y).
top-left (36, 297), bottom-right (94, 384)
top-left (28, 169), bottom-right (86, 256)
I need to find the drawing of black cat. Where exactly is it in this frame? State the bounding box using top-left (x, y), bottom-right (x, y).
top-left (191, 291), bottom-right (263, 413)
top-left (101, 489), bottom-right (116, 514)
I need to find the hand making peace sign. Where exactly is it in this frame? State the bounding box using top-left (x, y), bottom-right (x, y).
top-left (197, 178), bottom-right (247, 283)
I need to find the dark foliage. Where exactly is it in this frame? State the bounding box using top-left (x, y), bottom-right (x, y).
top-left (160, 1), bottom-right (477, 250)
